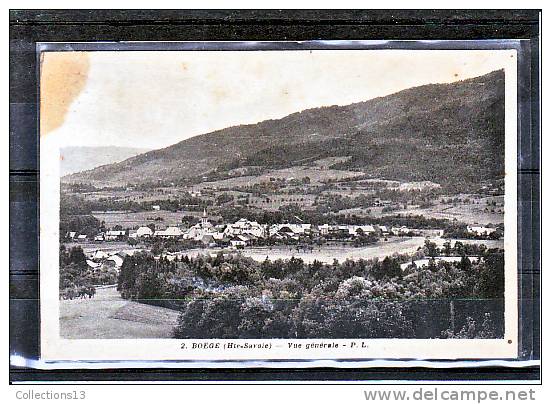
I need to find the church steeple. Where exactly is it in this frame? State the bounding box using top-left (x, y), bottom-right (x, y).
top-left (201, 208), bottom-right (208, 227)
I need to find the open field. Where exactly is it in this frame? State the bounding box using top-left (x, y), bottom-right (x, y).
top-left (308, 156), bottom-right (351, 169)
top-left (198, 166), bottom-right (365, 189)
top-left (332, 194), bottom-right (504, 225)
top-left (247, 194), bottom-right (318, 211)
top-left (60, 286), bottom-right (180, 339)
top-left (69, 236), bottom-right (504, 264)
top-left (394, 197), bottom-right (504, 225)
top-left (77, 187), bottom-right (202, 203)
top-left (180, 237), bottom-right (504, 264)
top-left (66, 241), bottom-right (140, 254)
top-left (92, 209), bottom-right (186, 228)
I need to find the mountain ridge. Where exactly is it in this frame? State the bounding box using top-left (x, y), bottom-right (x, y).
top-left (63, 70), bottom-right (505, 191)
top-left (60, 146), bottom-right (151, 176)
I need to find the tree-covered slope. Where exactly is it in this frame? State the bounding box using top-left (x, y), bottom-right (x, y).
top-left (64, 70), bottom-right (504, 190)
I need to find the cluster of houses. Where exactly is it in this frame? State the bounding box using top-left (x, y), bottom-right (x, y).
top-left (84, 248), bottom-right (129, 273)
top-left (68, 212), bottom-right (499, 273)
top-left (66, 210), bottom-right (508, 251)
top-left (68, 216), bottom-right (447, 251)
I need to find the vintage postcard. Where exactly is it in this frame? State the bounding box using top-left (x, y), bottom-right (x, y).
top-left (39, 44), bottom-right (518, 364)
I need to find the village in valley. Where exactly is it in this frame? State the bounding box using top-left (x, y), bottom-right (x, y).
top-left (61, 169), bottom-right (504, 282)
top-left (57, 68), bottom-right (507, 340)
top-left (59, 172), bottom-right (506, 340)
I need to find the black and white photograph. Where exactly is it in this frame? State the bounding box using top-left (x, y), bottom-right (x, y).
top-left (38, 45), bottom-right (518, 361)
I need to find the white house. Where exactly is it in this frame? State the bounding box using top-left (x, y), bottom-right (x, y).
top-left (121, 249), bottom-right (139, 256)
top-left (318, 224), bottom-right (330, 235)
top-left (184, 210), bottom-right (218, 240)
top-left (185, 224), bottom-right (216, 241)
top-left (354, 225), bottom-right (376, 235)
top-left (467, 225), bottom-right (497, 236)
top-left (212, 232), bottom-right (226, 241)
top-left (86, 259), bottom-right (102, 269)
top-left (136, 226), bottom-right (154, 238)
top-left (376, 225), bottom-right (389, 234)
top-left (269, 223), bottom-right (309, 237)
top-left (201, 234), bottom-right (217, 246)
top-left (105, 230), bottom-right (126, 241)
top-left (105, 255), bottom-right (124, 268)
top-left (91, 250), bottom-right (109, 261)
top-left (224, 218), bottom-right (266, 238)
top-left (230, 240), bottom-right (246, 249)
top-left (154, 226), bottom-right (183, 239)
top-left (391, 226), bottom-right (410, 235)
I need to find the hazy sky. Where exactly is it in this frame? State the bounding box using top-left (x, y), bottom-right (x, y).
top-left (41, 49), bottom-right (514, 149)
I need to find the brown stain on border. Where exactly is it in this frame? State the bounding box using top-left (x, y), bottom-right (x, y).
top-left (40, 52), bottom-right (90, 136)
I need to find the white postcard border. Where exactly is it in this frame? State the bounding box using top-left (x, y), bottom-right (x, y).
top-left (39, 47), bottom-right (519, 364)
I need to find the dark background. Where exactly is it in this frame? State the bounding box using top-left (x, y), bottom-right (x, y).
top-left (9, 9), bottom-right (541, 383)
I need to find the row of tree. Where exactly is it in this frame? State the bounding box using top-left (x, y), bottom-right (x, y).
top-left (116, 242), bottom-right (505, 339)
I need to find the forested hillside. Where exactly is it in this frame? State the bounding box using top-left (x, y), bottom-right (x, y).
top-left (64, 70), bottom-right (505, 191)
